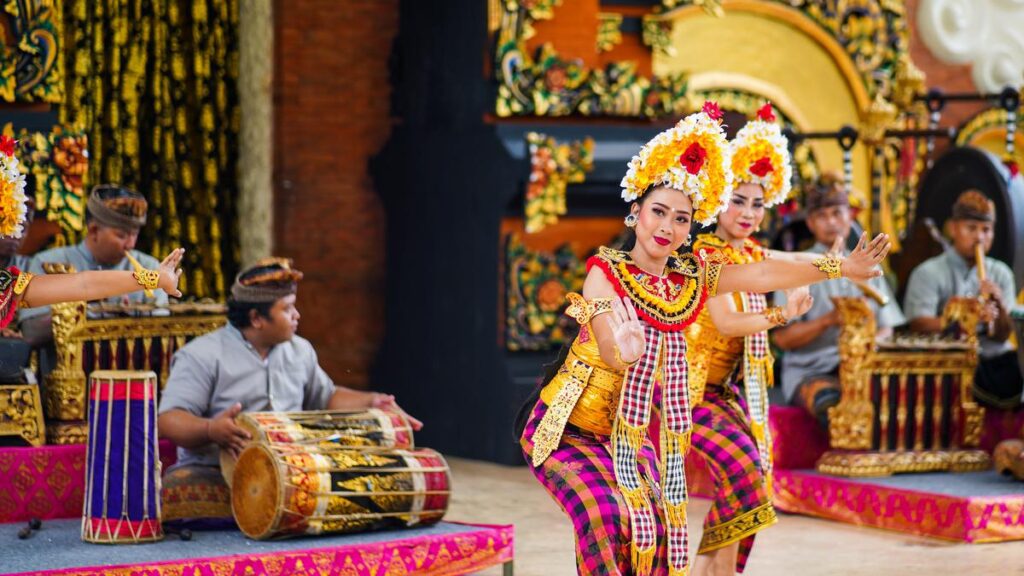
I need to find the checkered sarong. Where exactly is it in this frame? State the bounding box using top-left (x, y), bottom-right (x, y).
top-left (738, 291), bottom-right (774, 494)
top-left (613, 324), bottom-right (691, 576)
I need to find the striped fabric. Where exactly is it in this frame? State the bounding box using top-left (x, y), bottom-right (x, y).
top-left (691, 384), bottom-right (777, 573)
top-left (521, 401), bottom-right (668, 575)
top-left (613, 325), bottom-right (692, 575)
top-left (738, 291), bottom-right (774, 494)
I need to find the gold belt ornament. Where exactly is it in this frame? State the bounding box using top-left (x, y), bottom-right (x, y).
top-left (531, 351), bottom-right (623, 466)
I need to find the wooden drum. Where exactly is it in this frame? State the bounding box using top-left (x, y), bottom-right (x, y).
top-left (82, 370), bottom-right (162, 543)
top-left (221, 409), bottom-right (416, 484)
top-left (231, 444), bottom-right (450, 540)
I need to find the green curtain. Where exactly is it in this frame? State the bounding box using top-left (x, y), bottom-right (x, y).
top-left (60, 0), bottom-right (239, 299)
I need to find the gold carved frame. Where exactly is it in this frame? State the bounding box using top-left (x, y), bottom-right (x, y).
top-left (45, 300), bottom-right (226, 426)
top-left (819, 296), bottom-right (990, 477)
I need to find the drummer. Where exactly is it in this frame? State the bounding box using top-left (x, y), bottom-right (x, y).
top-left (158, 257), bottom-right (422, 471)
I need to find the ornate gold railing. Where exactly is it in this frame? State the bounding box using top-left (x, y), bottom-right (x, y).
top-left (818, 296), bottom-right (989, 476)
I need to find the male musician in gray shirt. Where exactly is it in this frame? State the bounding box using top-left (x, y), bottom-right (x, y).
top-left (158, 258), bottom-right (421, 470)
top-left (903, 190), bottom-right (1020, 408)
top-left (773, 179), bottom-right (904, 426)
top-left (21, 185), bottom-right (168, 346)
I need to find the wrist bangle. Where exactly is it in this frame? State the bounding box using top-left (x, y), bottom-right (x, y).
top-left (125, 252), bottom-right (159, 297)
top-left (812, 254), bottom-right (843, 280)
top-left (614, 346), bottom-right (638, 367)
top-left (764, 306), bottom-right (789, 327)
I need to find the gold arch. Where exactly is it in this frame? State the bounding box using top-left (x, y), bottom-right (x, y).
top-left (654, 0), bottom-right (875, 223)
top-left (957, 107), bottom-right (1024, 169)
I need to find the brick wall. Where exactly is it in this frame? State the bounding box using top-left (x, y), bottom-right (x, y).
top-left (273, 0), bottom-right (398, 388)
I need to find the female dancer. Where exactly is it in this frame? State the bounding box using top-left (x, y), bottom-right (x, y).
top-left (686, 103), bottom-right (813, 575)
top-left (517, 102), bottom-right (889, 576)
top-left (0, 135), bottom-right (184, 327)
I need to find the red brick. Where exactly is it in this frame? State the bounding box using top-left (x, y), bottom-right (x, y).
top-left (273, 0), bottom-right (397, 388)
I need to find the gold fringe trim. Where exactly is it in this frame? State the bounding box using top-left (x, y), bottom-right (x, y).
top-left (614, 419), bottom-right (657, 575)
top-left (665, 501), bottom-right (687, 531)
top-left (633, 541), bottom-right (656, 576)
top-left (669, 565), bottom-right (691, 576)
top-left (698, 502), bottom-right (778, 554)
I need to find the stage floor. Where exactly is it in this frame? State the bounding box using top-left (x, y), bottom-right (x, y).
top-left (0, 519), bottom-right (513, 575)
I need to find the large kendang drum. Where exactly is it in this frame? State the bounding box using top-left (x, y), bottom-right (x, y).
top-left (231, 444), bottom-right (450, 540)
top-left (82, 370), bottom-right (163, 543)
top-left (220, 409), bottom-right (417, 484)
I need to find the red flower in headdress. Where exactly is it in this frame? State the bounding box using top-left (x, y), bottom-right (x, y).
top-left (756, 103), bottom-right (776, 122)
top-left (702, 101), bottom-right (723, 122)
top-left (1007, 160), bottom-right (1020, 178)
top-left (680, 142), bottom-right (707, 175)
top-left (0, 136), bottom-right (16, 157)
top-left (749, 156), bottom-right (774, 177)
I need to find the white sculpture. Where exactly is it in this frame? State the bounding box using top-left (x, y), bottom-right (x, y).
top-left (917, 0), bottom-right (1024, 92)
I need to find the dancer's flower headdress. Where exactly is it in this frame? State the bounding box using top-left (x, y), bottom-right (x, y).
top-left (729, 103), bottom-right (793, 207)
top-left (0, 136), bottom-right (29, 238)
top-left (620, 101), bottom-right (733, 225)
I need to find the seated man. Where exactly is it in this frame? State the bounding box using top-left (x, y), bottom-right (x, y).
top-left (21, 184), bottom-right (168, 349)
top-left (903, 190), bottom-right (1021, 409)
top-left (158, 257), bottom-right (420, 525)
top-left (773, 178), bottom-right (905, 427)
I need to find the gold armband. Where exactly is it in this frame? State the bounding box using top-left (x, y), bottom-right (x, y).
top-left (125, 252), bottom-right (159, 297)
top-left (763, 306), bottom-right (788, 327)
top-left (564, 292), bottom-right (614, 325)
top-left (13, 271), bottom-right (33, 296)
top-left (705, 261), bottom-right (723, 298)
top-left (812, 254), bottom-right (842, 280)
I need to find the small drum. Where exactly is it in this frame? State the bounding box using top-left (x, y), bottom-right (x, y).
top-left (82, 370), bottom-right (163, 543)
top-left (220, 409), bottom-right (416, 484)
top-left (231, 444), bottom-right (450, 540)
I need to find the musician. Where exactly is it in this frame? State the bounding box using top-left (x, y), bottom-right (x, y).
top-left (21, 184), bottom-right (168, 349)
top-left (159, 257), bottom-right (421, 469)
top-left (773, 178), bottom-right (905, 426)
top-left (903, 190), bottom-right (1021, 408)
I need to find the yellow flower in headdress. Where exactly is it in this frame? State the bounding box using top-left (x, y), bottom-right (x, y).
top-left (0, 135), bottom-right (29, 238)
top-left (620, 101), bottom-right (734, 225)
top-left (729, 103), bottom-right (793, 208)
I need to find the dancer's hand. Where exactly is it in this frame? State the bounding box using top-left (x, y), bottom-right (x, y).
top-left (159, 248), bottom-right (185, 297)
top-left (609, 297), bottom-right (645, 364)
top-left (783, 286), bottom-right (813, 320)
top-left (842, 233), bottom-right (889, 282)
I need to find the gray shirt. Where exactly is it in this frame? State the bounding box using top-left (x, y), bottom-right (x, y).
top-left (903, 248), bottom-right (1016, 360)
top-left (158, 324), bottom-right (336, 467)
top-left (20, 241), bottom-right (168, 320)
top-left (774, 243), bottom-right (906, 401)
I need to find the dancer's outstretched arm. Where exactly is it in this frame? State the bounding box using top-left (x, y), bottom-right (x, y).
top-left (19, 248), bottom-right (185, 308)
top-left (717, 233), bottom-right (889, 295)
top-left (706, 286), bottom-right (813, 338)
